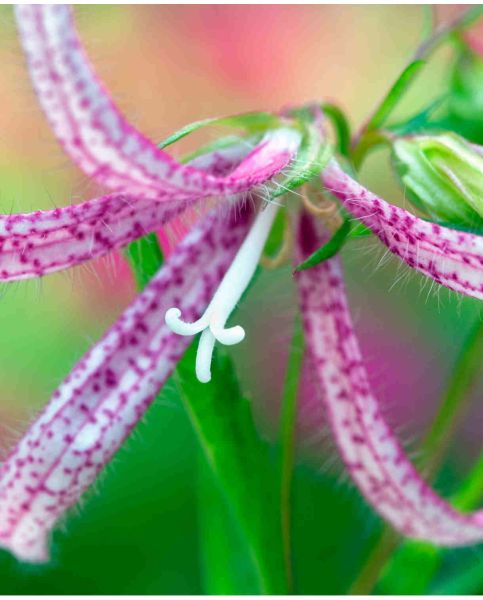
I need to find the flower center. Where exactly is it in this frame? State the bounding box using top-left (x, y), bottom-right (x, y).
top-left (165, 203), bottom-right (279, 383)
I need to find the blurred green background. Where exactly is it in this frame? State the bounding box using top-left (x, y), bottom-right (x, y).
top-left (0, 4), bottom-right (481, 594)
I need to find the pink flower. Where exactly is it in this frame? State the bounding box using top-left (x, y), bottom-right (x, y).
top-left (0, 4), bottom-right (482, 563)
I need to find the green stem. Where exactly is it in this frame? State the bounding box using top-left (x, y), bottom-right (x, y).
top-left (351, 130), bottom-right (393, 171)
top-left (279, 315), bottom-right (304, 592)
top-left (348, 314), bottom-right (483, 594)
top-left (349, 529), bottom-right (400, 595)
top-left (411, 5), bottom-right (483, 62)
top-left (351, 5), bottom-right (483, 166)
top-left (419, 317), bottom-right (483, 478)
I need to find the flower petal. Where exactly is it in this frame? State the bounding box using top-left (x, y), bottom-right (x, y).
top-left (322, 160), bottom-right (483, 300)
top-left (0, 138), bottom-right (260, 282)
top-left (0, 194), bottom-right (185, 281)
top-left (0, 201), bottom-right (253, 562)
top-left (15, 5), bottom-right (300, 200)
top-left (296, 211), bottom-right (483, 546)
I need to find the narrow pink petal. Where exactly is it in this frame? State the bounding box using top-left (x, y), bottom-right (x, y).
top-left (296, 211), bottom-right (483, 546)
top-left (0, 194), bottom-right (186, 281)
top-left (15, 5), bottom-right (300, 200)
top-left (322, 160), bottom-right (483, 300)
top-left (0, 138), bottom-right (256, 281)
top-left (0, 202), bottom-right (253, 562)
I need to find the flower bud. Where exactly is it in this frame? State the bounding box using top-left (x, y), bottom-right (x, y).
top-left (392, 132), bottom-right (483, 229)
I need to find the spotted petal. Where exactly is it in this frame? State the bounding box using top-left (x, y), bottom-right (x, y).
top-left (0, 138), bottom-right (260, 282)
top-left (15, 5), bottom-right (300, 201)
top-left (0, 201), bottom-right (253, 562)
top-left (296, 211), bottom-right (483, 546)
top-left (322, 160), bottom-right (483, 300)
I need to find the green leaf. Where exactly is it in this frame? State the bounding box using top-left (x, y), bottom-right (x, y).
top-left (366, 60), bottom-right (426, 132)
top-left (294, 219), bottom-right (351, 272)
top-left (175, 347), bottom-right (288, 594)
top-left (124, 233), bottom-right (164, 290)
top-left (377, 541), bottom-right (440, 594)
top-left (125, 231), bottom-right (287, 593)
top-left (431, 556), bottom-right (483, 595)
top-left (198, 457), bottom-right (261, 594)
top-left (348, 221), bottom-right (373, 239)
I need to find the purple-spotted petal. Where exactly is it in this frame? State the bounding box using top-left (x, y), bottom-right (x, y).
top-left (0, 138), bottom-right (261, 282)
top-left (15, 5), bottom-right (300, 201)
top-left (0, 194), bottom-right (187, 281)
top-left (296, 211), bottom-right (483, 546)
top-left (0, 202), bottom-right (253, 562)
top-left (322, 160), bottom-right (483, 300)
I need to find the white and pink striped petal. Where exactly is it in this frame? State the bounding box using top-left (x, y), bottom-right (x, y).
top-left (0, 202), bottom-right (253, 562)
top-left (322, 160), bottom-right (483, 300)
top-left (15, 5), bottom-right (300, 201)
top-left (296, 211), bottom-right (483, 546)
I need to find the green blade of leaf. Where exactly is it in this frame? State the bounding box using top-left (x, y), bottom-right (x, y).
top-left (366, 60), bottom-right (426, 132)
top-left (124, 233), bottom-right (164, 289)
top-left (198, 456), bottom-right (262, 594)
top-left (294, 219), bottom-right (351, 272)
top-left (158, 111), bottom-right (282, 150)
top-left (125, 230), bottom-right (288, 593)
top-left (348, 221), bottom-right (373, 239)
top-left (175, 348), bottom-right (288, 594)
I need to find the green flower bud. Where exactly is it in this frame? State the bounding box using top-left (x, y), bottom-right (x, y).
top-left (392, 132), bottom-right (483, 230)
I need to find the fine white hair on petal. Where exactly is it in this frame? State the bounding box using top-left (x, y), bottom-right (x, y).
top-left (296, 211), bottom-right (483, 546)
top-left (0, 137), bottom-right (262, 282)
top-left (15, 5), bottom-right (301, 201)
top-left (0, 201), bottom-right (254, 563)
top-left (322, 160), bottom-right (483, 300)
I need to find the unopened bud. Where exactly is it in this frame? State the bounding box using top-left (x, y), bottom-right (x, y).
top-left (392, 132), bottom-right (483, 229)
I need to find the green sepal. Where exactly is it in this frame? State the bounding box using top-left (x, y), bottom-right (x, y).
top-left (322, 102), bottom-right (351, 157)
top-left (388, 96), bottom-right (447, 136)
top-left (271, 121), bottom-right (332, 200)
top-left (158, 111), bottom-right (282, 150)
top-left (294, 218), bottom-right (351, 272)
